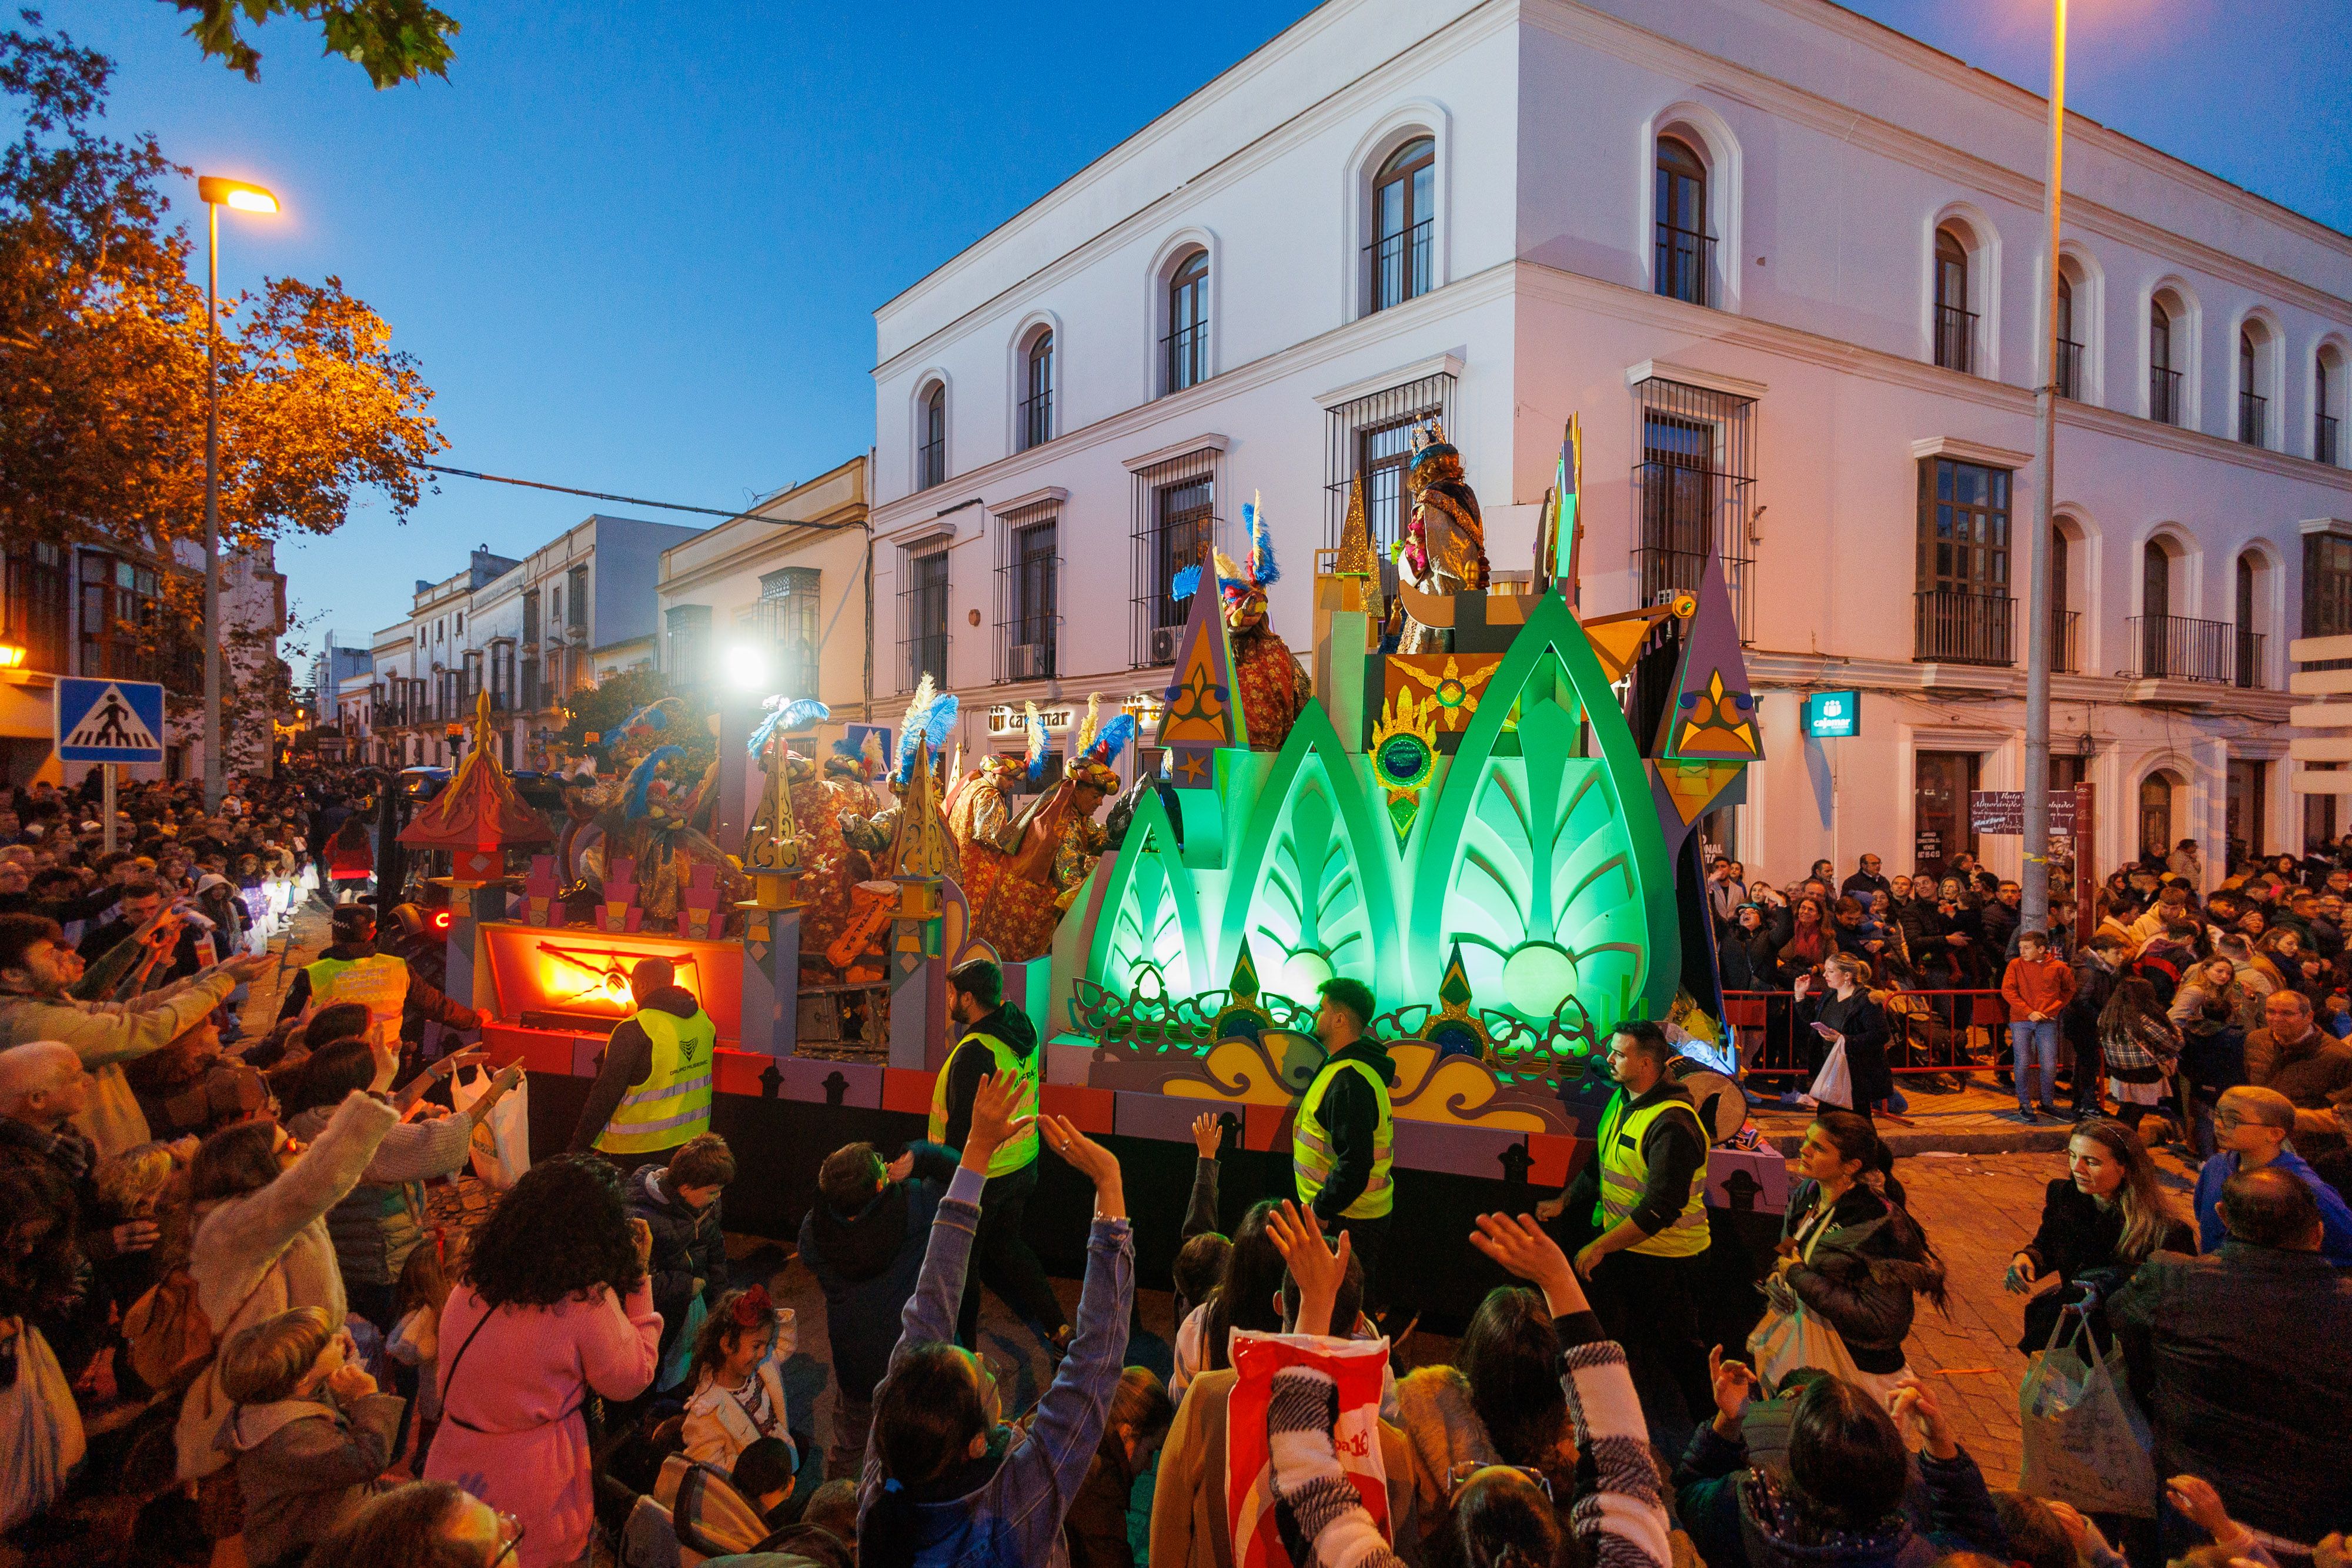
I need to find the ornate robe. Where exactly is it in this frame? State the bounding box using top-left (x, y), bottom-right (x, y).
top-left (949, 769), bottom-right (1063, 963)
top-left (1234, 626), bottom-right (1313, 754)
top-left (787, 776), bottom-right (867, 958)
top-left (1399, 478), bottom-right (1490, 654)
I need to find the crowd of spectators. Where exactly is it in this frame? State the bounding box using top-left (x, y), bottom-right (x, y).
top-left (5, 770), bottom-right (2351, 1568)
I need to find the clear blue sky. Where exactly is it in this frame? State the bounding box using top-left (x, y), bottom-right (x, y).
top-left (42, 1), bottom-right (2352, 664)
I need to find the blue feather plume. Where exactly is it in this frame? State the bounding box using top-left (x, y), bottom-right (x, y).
top-left (1081, 713), bottom-right (1137, 768)
top-left (746, 697), bottom-right (830, 760)
top-left (1024, 702), bottom-right (1048, 782)
top-left (1248, 495), bottom-right (1279, 587)
top-left (923, 695), bottom-right (959, 750)
top-left (1171, 564), bottom-right (1201, 603)
top-left (624, 745), bottom-right (685, 820)
top-left (618, 701), bottom-right (670, 736)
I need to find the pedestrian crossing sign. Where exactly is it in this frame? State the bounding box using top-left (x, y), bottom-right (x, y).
top-left (55, 678), bottom-right (166, 763)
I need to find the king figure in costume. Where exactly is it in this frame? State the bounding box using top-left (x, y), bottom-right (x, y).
top-left (1398, 417), bottom-right (1491, 653)
top-left (1194, 496), bottom-right (1313, 754)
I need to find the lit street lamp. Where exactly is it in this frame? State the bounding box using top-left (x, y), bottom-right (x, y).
top-left (195, 174), bottom-right (279, 810)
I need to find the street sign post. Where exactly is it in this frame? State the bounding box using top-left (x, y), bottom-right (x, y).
top-left (56, 678), bottom-right (166, 855)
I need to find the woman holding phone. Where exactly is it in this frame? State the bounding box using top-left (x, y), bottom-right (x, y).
top-left (1792, 954), bottom-right (1893, 1119)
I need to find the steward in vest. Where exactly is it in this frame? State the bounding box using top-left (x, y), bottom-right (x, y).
top-left (568, 955), bottom-right (717, 1168)
top-left (931, 957), bottom-right (1071, 1353)
top-left (275, 905), bottom-right (481, 1048)
top-left (1293, 976), bottom-right (1396, 1282)
top-left (1545, 1018), bottom-right (1716, 1426)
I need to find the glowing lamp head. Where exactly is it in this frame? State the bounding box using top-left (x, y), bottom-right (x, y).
top-left (1278, 949), bottom-right (1334, 1002)
top-left (1500, 942), bottom-right (1579, 1018)
top-left (723, 644), bottom-right (771, 691)
top-left (0, 644), bottom-right (26, 670)
top-left (197, 175), bottom-right (280, 214)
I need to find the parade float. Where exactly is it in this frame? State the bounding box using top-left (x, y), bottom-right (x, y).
top-left (446, 419), bottom-right (1780, 1312)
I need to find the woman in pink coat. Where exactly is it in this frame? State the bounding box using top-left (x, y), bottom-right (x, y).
top-left (426, 1155), bottom-right (660, 1567)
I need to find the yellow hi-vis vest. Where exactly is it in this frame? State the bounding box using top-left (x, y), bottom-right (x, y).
top-left (1293, 1055), bottom-right (1394, 1220)
top-left (303, 954), bottom-right (409, 1048)
top-left (1592, 1088), bottom-right (1711, 1258)
top-left (928, 1028), bottom-right (1041, 1178)
top-left (594, 1007), bottom-right (716, 1155)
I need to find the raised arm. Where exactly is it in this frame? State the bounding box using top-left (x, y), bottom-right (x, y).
top-left (195, 1091), bottom-right (399, 1317)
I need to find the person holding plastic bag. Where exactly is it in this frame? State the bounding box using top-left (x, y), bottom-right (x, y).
top-left (855, 1071), bottom-right (1133, 1568)
top-left (1793, 955), bottom-right (1892, 1118)
top-left (447, 1058), bottom-right (530, 1191)
top-left (0, 1163), bottom-right (85, 1533)
top-left (1749, 1111), bottom-right (1946, 1406)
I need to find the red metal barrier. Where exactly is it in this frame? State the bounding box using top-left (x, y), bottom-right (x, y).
top-left (1721, 988), bottom-right (2009, 1081)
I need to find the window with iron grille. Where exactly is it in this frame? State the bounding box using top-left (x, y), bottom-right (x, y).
top-left (900, 537), bottom-right (951, 692)
top-left (1367, 137), bottom-right (1434, 314)
top-left (521, 589), bottom-right (540, 647)
top-left (519, 654), bottom-right (539, 712)
top-left (917, 383), bottom-right (947, 489)
top-left (665, 604), bottom-right (710, 686)
top-left (567, 566), bottom-right (589, 632)
top-left (2303, 535), bottom-right (2352, 674)
top-left (751, 566), bottom-right (822, 696)
top-left (1020, 333), bottom-right (1054, 451)
top-left (1322, 372), bottom-right (1454, 594)
top-left (1131, 449), bottom-right (1218, 667)
top-left (76, 551), bottom-right (162, 680)
top-left (995, 503), bottom-right (1060, 682)
top-left (1933, 229), bottom-right (1974, 373)
top-left (1631, 377), bottom-right (1754, 638)
top-left (1164, 252), bottom-right (1209, 394)
top-left (1654, 136), bottom-right (1712, 307)
top-left (4, 545), bottom-right (68, 675)
top-left (1915, 458), bottom-right (2014, 666)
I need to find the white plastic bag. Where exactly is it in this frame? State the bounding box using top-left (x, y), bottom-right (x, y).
top-left (1, 1320), bottom-right (86, 1532)
top-left (1807, 1038), bottom-right (1854, 1109)
top-left (450, 1065), bottom-right (530, 1190)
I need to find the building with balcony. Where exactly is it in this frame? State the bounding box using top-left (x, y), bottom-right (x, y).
top-left (654, 457), bottom-right (871, 731)
top-left (866, 0), bottom-right (2352, 883)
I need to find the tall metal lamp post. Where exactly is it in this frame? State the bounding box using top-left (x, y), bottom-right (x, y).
top-left (194, 175), bottom-right (279, 809)
top-left (2021, 2), bottom-right (2067, 933)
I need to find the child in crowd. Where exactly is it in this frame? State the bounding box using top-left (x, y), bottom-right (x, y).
top-left (386, 1231), bottom-right (451, 1472)
top-left (681, 1284), bottom-right (799, 1477)
top-left (217, 1307), bottom-right (407, 1568)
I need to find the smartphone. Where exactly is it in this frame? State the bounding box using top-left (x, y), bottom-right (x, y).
top-left (1811, 1022), bottom-right (1836, 1037)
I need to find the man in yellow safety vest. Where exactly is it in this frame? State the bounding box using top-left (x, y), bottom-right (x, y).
top-left (1540, 1018), bottom-right (1715, 1425)
top-left (1292, 977), bottom-right (1395, 1283)
top-left (277, 905), bottom-right (482, 1049)
top-left (568, 956), bottom-right (717, 1174)
top-left (928, 957), bottom-right (1070, 1353)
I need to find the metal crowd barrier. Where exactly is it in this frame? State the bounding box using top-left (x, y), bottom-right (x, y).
top-left (1720, 988), bottom-right (2013, 1081)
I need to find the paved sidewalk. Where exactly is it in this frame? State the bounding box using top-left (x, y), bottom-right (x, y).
top-left (1752, 1078), bottom-right (2081, 1156)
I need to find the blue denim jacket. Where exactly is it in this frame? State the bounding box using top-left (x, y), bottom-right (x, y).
top-left (2194, 1147), bottom-right (2352, 1265)
top-left (857, 1164), bottom-right (1134, 1567)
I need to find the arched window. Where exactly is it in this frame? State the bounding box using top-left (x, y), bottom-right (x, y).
top-left (2141, 538), bottom-right (2176, 677)
top-left (2321, 347), bottom-right (2345, 464)
top-left (2236, 550), bottom-right (2264, 689)
top-left (1933, 228), bottom-right (1972, 372)
top-left (2139, 772), bottom-right (2177, 862)
top-left (2150, 300), bottom-right (2179, 424)
top-left (1654, 136), bottom-right (1709, 306)
top-left (2054, 273), bottom-right (2080, 399)
top-left (2239, 326), bottom-right (2268, 446)
top-left (916, 382), bottom-right (946, 490)
top-left (1165, 250), bottom-right (1208, 394)
top-left (1020, 330), bottom-right (1054, 450)
top-left (1369, 136), bottom-right (1434, 312)
top-left (2048, 523), bottom-right (2077, 671)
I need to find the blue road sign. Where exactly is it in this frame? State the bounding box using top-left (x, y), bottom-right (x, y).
top-left (843, 723), bottom-right (894, 768)
top-left (56, 678), bottom-right (166, 763)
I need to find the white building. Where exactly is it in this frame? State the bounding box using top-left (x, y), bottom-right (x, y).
top-left (654, 457), bottom-right (874, 726)
top-left (866, 0), bottom-right (2352, 887)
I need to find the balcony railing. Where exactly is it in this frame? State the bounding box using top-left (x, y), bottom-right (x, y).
top-left (1653, 223), bottom-right (1715, 307)
top-left (2046, 609), bottom-right (2081, 674)
top-left (1915, 588), bottom-right (2013, 666)
top-left (2127, 613), bottom-right (2260, 686)
top-left (1933, 305), bottom-right (1976, 373)
top-left (1162, 322), bottom-right (1207, 394)
top-left (2150, 366), bottom-right (2183, 424)
top-left (2055, 339), bottom-right (2084, 400)
top-left (1018, 388), bottom-right (1053, 451)
top-left (2320, 413), bottom-right (2340, 466)
top-left (2239, 390), bottom-right (2269, 446)
top-left (1365, 219), bottom-right (1432, 313)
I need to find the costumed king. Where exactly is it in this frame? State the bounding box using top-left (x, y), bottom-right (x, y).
top-left (1396, 417), bottom-right (1491, 654)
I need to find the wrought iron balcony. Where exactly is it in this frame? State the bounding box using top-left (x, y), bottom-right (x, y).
top-left (1915, 589), bottom-right (2012, 666)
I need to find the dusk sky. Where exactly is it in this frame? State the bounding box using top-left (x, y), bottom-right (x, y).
top-left (42, 1), bottom-right (2352, 664)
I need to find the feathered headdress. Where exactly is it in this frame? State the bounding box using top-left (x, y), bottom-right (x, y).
top-left (1406, 416), bottom-right (1462, 490)
top-left (1070, 710), bottom-right (1137, 791)
top-left (1024, 701), bottom-right (1049, 782)
top-left (623, 745), bottom-right (685, 820)
top-left (860, 728), bottom-right (887, 780)
top-left (1070, 694), bottom-right (1102, 762)
top-left (894, 676), bottom-right (960, 789)
top-left (747, 697), bottom-right (829, 761)
top-left (1171, 494), bottom-right (1280, 610)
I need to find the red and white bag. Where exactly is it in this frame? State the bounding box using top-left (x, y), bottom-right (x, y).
top-left (1224, 1329), bottom-right (1391, 1568)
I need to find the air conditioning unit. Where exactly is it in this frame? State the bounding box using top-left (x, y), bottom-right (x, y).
top-left (1146, 624), bottom-right (1182, 665)
top-left (1007, 642), bottom-right (1050, 680)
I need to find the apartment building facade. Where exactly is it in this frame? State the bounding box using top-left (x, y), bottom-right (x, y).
top-left (866, 0), bottom-right (2352, 885)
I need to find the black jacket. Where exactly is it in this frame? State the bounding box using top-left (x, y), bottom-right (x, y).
top-left (1840, 870), bottom-right (1893, 902)
top-left (1301, 1039), bottom-right (1396, 1222)
top-left (2063, 952), bottom-right (2120, 1046)
top-left (1562, 1078), bottom-right (1708, 1239)
top-left (796, 1142), bottom-right (958, 1400)
top-left (938, 1005), bottom-right (1039, 1156)
top-left (626, 1163), bottom-right (729, 1373)
top-left (1780, 1179), bottom-right (1945, 1375)
top-left (566, 985), bottom-right (707, 1152)
top-left (2014, 1177), bottom-right (2191, 1353)
top-left (1796, 989), bottom-right (1893, 1104)
top-left (2112, 1242), bottom-right (2352, 1544)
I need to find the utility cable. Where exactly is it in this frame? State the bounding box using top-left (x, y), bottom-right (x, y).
top-left (415, 463), bottom-right (866, 531)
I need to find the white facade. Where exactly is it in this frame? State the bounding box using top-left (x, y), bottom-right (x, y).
top-left (868, 0), bottom-right (2352, 887)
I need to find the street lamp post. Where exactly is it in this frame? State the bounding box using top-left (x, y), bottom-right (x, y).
top-left (194, 175), bottom-right (279, 810)
top-left (2022, 2), bottom-right (2067, 935)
